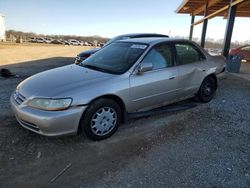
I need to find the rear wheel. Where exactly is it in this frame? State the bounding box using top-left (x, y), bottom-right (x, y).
top-left (80, 98), bottom-right (121, 140)
top-left (197, 76), bottom-right (216, 103)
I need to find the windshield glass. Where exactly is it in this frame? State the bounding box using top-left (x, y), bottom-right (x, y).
top-left (103, 36), bottom-right (130, 47)
top-left (81, 42), bottom-right (148, 74)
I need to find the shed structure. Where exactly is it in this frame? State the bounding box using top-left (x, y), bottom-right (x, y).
top-left (176, 0), bottom-right (250, 56)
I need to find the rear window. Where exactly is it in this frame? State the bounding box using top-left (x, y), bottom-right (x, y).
top-left (175, 43), bottom-right (205, 65)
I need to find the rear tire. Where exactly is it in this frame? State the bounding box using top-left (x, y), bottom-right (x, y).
top-left (80, 98), bottom-right (121, 140)
top-left (197, 76), bottom-right (216, 103)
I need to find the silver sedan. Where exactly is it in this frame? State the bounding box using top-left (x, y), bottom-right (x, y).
top-left (10, 38), bottom-right (226, 140)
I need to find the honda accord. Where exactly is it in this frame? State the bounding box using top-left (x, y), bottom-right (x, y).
top-left (11, 38), bottom-right (225, 140)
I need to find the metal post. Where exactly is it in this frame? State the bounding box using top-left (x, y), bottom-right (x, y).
top-left (201, 2), bottom-right (208, 48)
top-left (222, 0), bottom-right (237, 57)
top-left (189, 15), bottom-right (195, 40)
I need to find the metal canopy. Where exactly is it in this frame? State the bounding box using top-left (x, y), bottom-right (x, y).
top-left (176, 0), bottom-right (250, 57)
top-left (176, 0), bottom-right (250, 18)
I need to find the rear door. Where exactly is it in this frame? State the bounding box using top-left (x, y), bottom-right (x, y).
top-left (129, 43), bottom-right (179, 112)
top-left (174, 42), bottom-right (207, 98)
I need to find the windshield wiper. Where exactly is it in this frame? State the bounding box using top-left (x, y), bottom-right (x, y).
top-left (81, 64), bottom-right (110, 73)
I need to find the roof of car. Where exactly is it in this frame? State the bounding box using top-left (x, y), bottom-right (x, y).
top-left (119, 37), bottom-right (191, 45)
top-left (119, 33), bottom-right (169, 38)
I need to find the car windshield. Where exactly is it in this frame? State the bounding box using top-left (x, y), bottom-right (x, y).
top-left (81, 42), bottom-right (148, 74)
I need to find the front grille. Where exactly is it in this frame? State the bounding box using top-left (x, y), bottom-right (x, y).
top-left (13, 91), bottom-right (26, 105)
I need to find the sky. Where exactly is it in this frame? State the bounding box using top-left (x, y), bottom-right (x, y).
top-left (0, 0), bottom-right (249, 42)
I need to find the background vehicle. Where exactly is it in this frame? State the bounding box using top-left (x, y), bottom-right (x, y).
top-left (44, 38), bottom-right (52, 44)
top-left (35, 37), bottom-right (46, 43)
top-left (11, 38), bottom-right (225, 140)
top-left (51, 39), bottom-right (65, 45)
top-left (29, 37), bottom-right (36, 43)
top-left (230, 45), bottom-right (250, 61)
top-left (68, 39), bottom-right (80, 46)
top-left (75, 33), bottom-right (169, 64)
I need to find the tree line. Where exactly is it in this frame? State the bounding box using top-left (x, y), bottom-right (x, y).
top-left (5, 30), bottom-right (109, 43)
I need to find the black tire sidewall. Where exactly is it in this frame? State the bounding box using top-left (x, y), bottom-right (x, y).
top-left (80, 98), bottom-right (121, 140)
top-left (198, 77), bottom-right (216, 103)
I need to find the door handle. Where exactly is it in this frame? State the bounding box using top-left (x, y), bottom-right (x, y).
top-left (202, 69), bottom-right (206, 72)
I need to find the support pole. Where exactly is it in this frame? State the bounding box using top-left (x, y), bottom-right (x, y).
top-left (222, 0), bottom-right (237, 57)
top-left (201, 2), bottom-right (209, 48)
top-left (189, 15), bottom-right (195, 40)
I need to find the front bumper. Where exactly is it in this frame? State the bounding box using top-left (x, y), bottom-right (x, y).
top-left (10, 95), bottom-right (87, 136)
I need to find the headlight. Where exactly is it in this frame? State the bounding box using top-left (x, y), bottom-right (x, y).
top-left (27, 98), bottom-right (72, 111)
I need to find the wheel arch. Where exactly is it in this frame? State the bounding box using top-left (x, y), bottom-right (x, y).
top-left (78, 94), bottom-right (127, 134)
top-left (90, 95), bottom-right (127, 121)
top-left (206, 73), bottom-right (218, 90)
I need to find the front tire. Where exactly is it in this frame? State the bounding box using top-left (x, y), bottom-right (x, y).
top-left (197, 76), bottom-right (216, 103)
top-left (80, 98), bottom-right (121, 140)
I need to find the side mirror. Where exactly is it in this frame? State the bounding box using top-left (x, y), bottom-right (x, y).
top-left (137, 62), bottom-right (153, 74)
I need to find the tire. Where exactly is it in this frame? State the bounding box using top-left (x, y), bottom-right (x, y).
top-left (197, 76), bottom-right (216, 103)
top-left (80, 98), bottom-right (121, 140)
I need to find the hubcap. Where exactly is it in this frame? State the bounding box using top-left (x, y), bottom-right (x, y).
top-left (202, 82), bottom-right (212, 96)
top-left (91, 107), bottom-right (117, 136)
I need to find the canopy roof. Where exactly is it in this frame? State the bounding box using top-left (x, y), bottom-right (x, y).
top-left (176, 0), bottom-right (250, 17)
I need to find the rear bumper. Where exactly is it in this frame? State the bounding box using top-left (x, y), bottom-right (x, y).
top-left (216, 63), bottom-right (226, 75)
top-left (10, 95), bottom-right (87, 137)
top-left (220, 67), bottom-right (226, 73)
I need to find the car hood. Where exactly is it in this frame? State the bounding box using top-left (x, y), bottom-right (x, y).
top-left (78, 48), bottom-right (100, 56)
top-left (17, 64), bottom-right (114, 98)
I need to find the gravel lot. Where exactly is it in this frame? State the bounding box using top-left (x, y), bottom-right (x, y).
top-left (0, 58), bottom-right (250, 187)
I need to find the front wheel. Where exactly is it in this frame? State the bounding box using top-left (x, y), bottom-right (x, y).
top-left (80, 98), bottom-right (121, 140)
top-left (197, 76), bottom-right (216, 103)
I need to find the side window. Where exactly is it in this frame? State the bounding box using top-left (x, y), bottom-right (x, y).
top-left (141, 44), bottom-right (173, 70)
top-left (175, 43), bottom-right (205, 65)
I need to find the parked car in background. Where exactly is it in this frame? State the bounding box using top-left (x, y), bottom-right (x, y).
top-left (88, 41), bottom-right (95, 46)
top-left (206, 48), bottom-right (222, 56)
top-left (75, 33), bottom-right (169, 64)
top-left (11, 38), bottom-right (225, 140)
top-left (79, 41), bottom-right (85, 46)
top-left (44, 38), bottom-right (52, 44)
top-left (230, 45), bottom-right (250, 61)
top-left (35, 38), bottom-right (46, 43)
top-left (68, 39), bottom-right (80, 46)
top-left (84, 42), bottom-right (91, 46)
top-left (29, 37), bottom-right (36, 43)
top-left (63, 40), bottom-right (68, 45)
top-left (51, 39), bottom-right (64, 45)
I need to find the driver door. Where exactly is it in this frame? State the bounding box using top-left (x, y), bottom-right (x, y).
top-left (129, 43), bottom-right (180, 112)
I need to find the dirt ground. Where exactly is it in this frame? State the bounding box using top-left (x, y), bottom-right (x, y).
top-left (0, 45), bottom-right (250, 187)
top-left (0, 42), bottom-right (91, 66)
